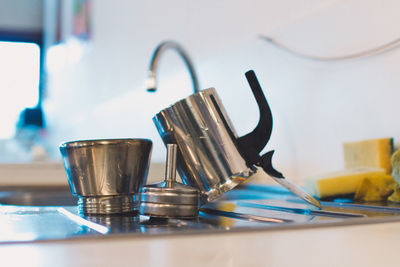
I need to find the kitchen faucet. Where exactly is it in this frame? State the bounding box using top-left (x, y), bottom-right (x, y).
top-left (146, 41), bottom-right (200, 93)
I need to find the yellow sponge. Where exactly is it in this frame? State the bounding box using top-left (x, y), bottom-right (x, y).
top-left (391, 149), bottom-right (400, 185)
top-left (354, 174), bottom-right (395, 202)
top-left (343, 138), bottom-right (393, 174)
top-left (305, 167), bottom-right (386, 199)
top-left (388, 185), bottom-right (400, 203)
top-left (388, 150), bottom-right (400, 202)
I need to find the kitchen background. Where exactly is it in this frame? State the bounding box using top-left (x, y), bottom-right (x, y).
top-left (1, 0), bottom-right (399, 183)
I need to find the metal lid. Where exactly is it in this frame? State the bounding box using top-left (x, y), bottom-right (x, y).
top-left (141, 181), bottom-right (199, 205)
top-left (140, 202), bottom-right (198, 218)
top-left (140, 144), bottom-right (199, 218)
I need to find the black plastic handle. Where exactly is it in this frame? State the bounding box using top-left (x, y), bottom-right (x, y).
top-left (235, 70), bottom-right (273, 165)
top-left (258, 150), bottom-right (284, 178)
top-left (236, 70), bottom-right (284, 179)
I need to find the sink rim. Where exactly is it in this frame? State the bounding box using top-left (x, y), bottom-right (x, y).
top-left (0, 185), bottom-right (76, 206)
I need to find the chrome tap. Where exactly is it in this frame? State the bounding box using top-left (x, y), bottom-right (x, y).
top-left (146, 41), bottom-right (200, 93)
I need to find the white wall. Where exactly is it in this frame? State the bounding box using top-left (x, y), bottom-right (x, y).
top-left (44, 0), bottom-right (400, 183)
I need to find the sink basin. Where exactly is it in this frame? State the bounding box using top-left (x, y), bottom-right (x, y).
top-left (0, 185), bottom-right (77, 206)
top-left (1, 184), bottom-right (400, 244)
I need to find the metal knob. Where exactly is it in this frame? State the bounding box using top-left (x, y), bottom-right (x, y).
top-left (165, 143), bottom-right (177, 188)
top-left (139, 144), bottom-right (200, 218)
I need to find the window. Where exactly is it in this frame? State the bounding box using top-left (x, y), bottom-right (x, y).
top-left (0, 41), bottom-right (41, 138)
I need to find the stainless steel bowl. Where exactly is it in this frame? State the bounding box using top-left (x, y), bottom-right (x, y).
top-left (59, 139), bottom-right (152, 215)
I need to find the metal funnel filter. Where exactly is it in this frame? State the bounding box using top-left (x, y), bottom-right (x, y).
top-left (60, 139), bottom-right (152, 215)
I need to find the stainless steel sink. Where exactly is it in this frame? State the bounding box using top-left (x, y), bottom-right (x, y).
top-left (0, 185), bottom-right (77, 206)
top-left (1, 184), bottom-right (400, 244)
top-left (0, 183), bottom-right (282, 207)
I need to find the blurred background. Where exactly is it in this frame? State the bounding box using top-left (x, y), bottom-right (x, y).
top-left (1, 0), bottom-right (400, 182)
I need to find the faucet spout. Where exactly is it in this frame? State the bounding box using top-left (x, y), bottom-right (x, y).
top-left (146, 41), bottom-right (200, 93)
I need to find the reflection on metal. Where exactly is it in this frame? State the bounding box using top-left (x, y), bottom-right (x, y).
top-left (58, 208), bottom-right (110, 234)
top-left (320, 201), bottom-right (400, 214)
top-left (200, 208), bottom-right (292, 224)
top-left (2, 185), bottom-right (400, 243)
top-left (83, 214), bottom-right (141, 234)
top-left (238, 202), bottom-right (365, 219)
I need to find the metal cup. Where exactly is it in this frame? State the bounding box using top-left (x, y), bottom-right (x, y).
top-left (59, 139), bottom-right (152, 215)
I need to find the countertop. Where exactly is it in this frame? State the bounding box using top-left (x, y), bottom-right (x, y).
top-left (0, 220), bottom-right (398, 267)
